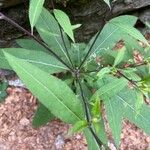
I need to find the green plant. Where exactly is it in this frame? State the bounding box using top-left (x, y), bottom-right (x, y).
top-left (0, 0), bottom-right (150, 149)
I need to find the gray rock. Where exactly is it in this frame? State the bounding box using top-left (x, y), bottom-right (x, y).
top-left (8, 79), bottom-right (25, 88)
top-left (112, 0), bottom-right (150, 15)
top-left (55, 135), bottom-right (65, 149)
top-left (69, 0), bottom-right (150, 41)
top-left (139, 8), bottom-right (150, 24)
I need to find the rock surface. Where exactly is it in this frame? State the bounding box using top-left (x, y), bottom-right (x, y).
top-left (0, 0), bottom-right (150, 45)
top-left (69, 0), bottom-right (150, 41)
top-left (0, 4), bottom-right (27, 48)
top-left (0, 0), bottom-right (24, 9)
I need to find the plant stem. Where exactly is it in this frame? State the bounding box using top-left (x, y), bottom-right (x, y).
top-left (78, 11), bottom-right (112, 70)
top-left (78, 1), bottom-right (116, 71)
top-left (128, 61), bottom-right (148, 68)
top-left (0, 12), bottom-right (74, 72)
top-left (117, 70), bottom-right (139, 88)
top-left (78, 29), bottom-right (102, 70)
top-left (76, 77), bottom-right (104, 149)
top-left (50, 0), bottom-right (74, 69)
top-left (58, 23), bottom-right (75, 69)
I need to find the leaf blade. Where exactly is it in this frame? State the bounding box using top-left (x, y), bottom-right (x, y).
top-left (103, 0), bottom-right (111, 8)
top-left (32, 103), bottom-right (54, 128)
top-left (113, 46), bottom-right (126, 66)
top-left (36, 8), bottom-right (71, 63)
top-left (16, 39), bottom-right (47, 52)
top-left (0, 48), bottom-right (67, 74)
top-left (110, 21), bottom-right (149, 45)
top-left (85, 15), bottom-right (138, 64)
top-left (104, 88), bottom-right (150, 146)
top-left (29, 0), bottom-right (45, 32)
top-left (54, 9), bottom-right (75, 42)
top-left (3, 51), bottom-right (84, 124)
top-left (91, 77), bottom-right (127, 101)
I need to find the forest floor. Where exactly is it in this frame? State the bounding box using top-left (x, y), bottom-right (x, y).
top-left (0, 87), bottom-right (150, 150)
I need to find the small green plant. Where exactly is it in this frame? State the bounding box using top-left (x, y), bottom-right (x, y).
top-left (0, 0), bottom-right (150, 149)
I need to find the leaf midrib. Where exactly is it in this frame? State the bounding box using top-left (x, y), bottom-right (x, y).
top-left (0, 56), bottom-right (67, 70)
top-left (12, 59), bottom-right (82, 122)
top-left (30, 0), bottom-right (43, 27)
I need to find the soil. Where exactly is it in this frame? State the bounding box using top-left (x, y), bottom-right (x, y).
top-left (0, 87), bottom-right (150, 150)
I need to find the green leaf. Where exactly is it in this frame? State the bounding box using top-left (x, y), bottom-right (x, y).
top-left (125, 100), bottom-right (150, 135)
top-left (142, 75), bottom-right (150, 84)
top-left (104, 88), bottom-right (150, 146)
top-left (76, 81), bottom-right (108, 146)
top-left (70, 43), bottom-right (86, 66)
top-left (93, 119), bottom-right (107, 144)
top-left (38, 28), bottom-right (60, 37)
top-left (113, 46), bottom-right (126, 66)
top-left (135, 90), bottom-right (144, 115)
top-left (3, 51), bottom-right (84, 124)
top-left (110, 20), bottom-right (149, 45)
top-left (72, 24), bottom-right (82, 30)
top-left (93, 77), bottom-right (136, 147)
top-left (97, 67), bottom-right (111, 79)
top-left (32, 103), bottom-right (54, 128)
top-left (0, 81), bottom-right (8, 102)
top-left (103, 0), bottom-right (111, 8)
top-left (123, 69), bottom-right (141, 81)
top-left (91, 107), bottom-right (108, 145)
top-left (16, 39), bottom-right (47, 52)
top-left (91, 77), bottom-right (127, 101)
top-left (54, 9), bottom-right (75, 42)
top-left (104, 94), bottom-right (124, 146)
top-left (110, 15), bottom-right (137, 26)
top-left (69, 120), bottom-right (88, 135)
top-left (124, 34), bottom-right (144, 54)
top-left (76, 80), bottom-right (92, 101)
top-left (83, 129), bottom-right (100, 150)
top-left (36, 8), bottom-right (71, 63)
top-left (91, 96), bottom-right (101, 118)
top-left (84, 125), bottom-right (107, 150)
top-left (85, 15), bottom-right (138, 65)
top-left (29, 0), bottom-right (45, 32)
top-left (0, 49), bottom-right (12, 70)
top-left (0, 48), bottom-right (67, 74)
